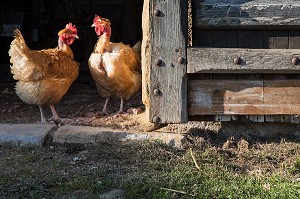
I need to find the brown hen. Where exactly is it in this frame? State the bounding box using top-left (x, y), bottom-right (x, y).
top-left (9, 23), bottom-right (79, 122)
top-left (88, 15), bottom-right (141, 114)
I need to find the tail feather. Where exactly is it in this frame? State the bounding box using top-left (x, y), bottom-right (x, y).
top-left (9, 29), bottom-right (32, 81)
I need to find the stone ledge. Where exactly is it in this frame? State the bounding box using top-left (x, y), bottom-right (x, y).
top-left (53, 125), bottom-right (186, 148)
top-left (0, 123), bottom-right (56, 146)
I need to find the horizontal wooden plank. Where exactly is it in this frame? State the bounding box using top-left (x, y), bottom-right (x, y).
top-left (193, 0), bottom-right (300, 28)
top-left (264, 80), bottom-right (300, 104)
top-left (188, 79), bottom-right (300, 115)
top-left (187, 47), bottom-right (300, 73)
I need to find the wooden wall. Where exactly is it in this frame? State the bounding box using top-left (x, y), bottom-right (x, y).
top-left (187, 0), bottom-right (300, 120)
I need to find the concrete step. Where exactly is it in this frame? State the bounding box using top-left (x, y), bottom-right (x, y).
top-left (0, 124), bottom-right (186, 148)
top-left (53, 125), bottom-right (186, 148)
top-left (0, 123), bottom-right (56, 146)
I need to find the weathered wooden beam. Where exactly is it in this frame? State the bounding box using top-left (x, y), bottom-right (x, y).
top-left (187, 47), bottom-right (300, 73)
top-left (193, 0), bottom-right (300, 28)
top-left (142, 0), bottom-right (188, 123)
top-left (188, 79), bottom-right (300, 115)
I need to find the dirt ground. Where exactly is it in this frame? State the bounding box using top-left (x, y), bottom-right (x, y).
top-left (2, 77), bottom-right (300, 139)
top-left (0, 78), bottom-right (158, 132)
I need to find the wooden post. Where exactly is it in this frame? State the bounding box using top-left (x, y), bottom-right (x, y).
top-left (142, 0), bottom-right (188, 124)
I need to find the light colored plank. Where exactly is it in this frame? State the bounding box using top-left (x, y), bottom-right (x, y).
top-left (246, 115), bottom-right (265, 122)
top-left (189, 104), bottom-right (300, 115)
top-left (264, 80), bottom-right (300, 104)
top-left (265, 115), bottom-right (300, 123)
top-left (193, 0), bottom-right (300, 28)
top-left (142, 0), bottom-right (188, 123)
top-left (214, 115), bottom-right (238, 122)
top-left (188, 80), bottom-right (300, 115)
top-left (187, 47), bottom-right (300, 74)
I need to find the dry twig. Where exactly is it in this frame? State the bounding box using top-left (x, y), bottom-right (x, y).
top-left (161, 187), bottom-right (195, 197)
top-left (189, 148), bottom-right (201, 171)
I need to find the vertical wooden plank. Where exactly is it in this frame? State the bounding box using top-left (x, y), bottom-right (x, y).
top-left (142, 0), bottom-right (188, 123)
top-left (289, 30), bottom-right (300, 49)
top-left (238, 30), bottom-right (264, 48)
top-left (263, 30), bottom-right (288, 49)
top-left (141, 0), bottom-right (151, 122)
top-left (212, 30), bottom-right (238, 48)
top-left (192, 29), bottom-right (212, 46)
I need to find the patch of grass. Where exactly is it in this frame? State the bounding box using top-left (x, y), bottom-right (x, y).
top-left (290, 156), bottom-right (300, 175)
top-left (122, 142), bottom-right (300, 199)
top-left (1, 141), bottom-right (300, 198)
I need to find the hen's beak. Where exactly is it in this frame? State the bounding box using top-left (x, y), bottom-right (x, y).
top-left (74, 34), bottom-right (79, 39)
top-left (91, 23), bottom-right (96, 27)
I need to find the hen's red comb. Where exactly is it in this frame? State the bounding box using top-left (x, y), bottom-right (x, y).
top-left (65, 23), bottom-right (77, 34)
top-left (93, 15), bottom-right (101, 24)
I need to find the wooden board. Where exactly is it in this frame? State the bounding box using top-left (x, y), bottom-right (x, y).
top-left (192, 0), bottom-right (300, 28)
top-left (142, 0), bottom-right (188, 123)
top-left (263, 30), bottom-right (289, 49)
top-left (289, 30), bottom-right (300, 49)
top-left (237, 30), bottom-right (264, 48)
top-left (212, 30), bottom-right (238, 48)
top-left (188, 79), bottom-right (300, 115)
top-left (193, 30), bottom-right (300, 49)
top-left (187, 47), bottom-right (300, 73)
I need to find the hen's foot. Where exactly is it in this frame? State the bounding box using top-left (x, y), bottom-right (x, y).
top-left (99, 111), bottom-right (109, 116)
top-left (47, 117), bottom-right (63, 125)
top-left (38, 120), bottom-right (48, 124)
top-left (116, 110), bottom-right (126, 115)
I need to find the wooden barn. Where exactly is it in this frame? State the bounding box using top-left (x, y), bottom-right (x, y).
top-left (2, 0), bottom-right (300, 126)
top-left (142, 0), bottom-right (300, 125)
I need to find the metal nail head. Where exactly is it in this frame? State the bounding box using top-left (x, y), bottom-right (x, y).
top-left (153, 88), bottom-right (161, 96)
top-left (152, 115), bottom-right (161, 123)
top-left (154, 9), bottom-right (160, 16)
top-left (292, 57), bottom-right (299, 65)
top-left (155, 59), bottom-right (162, 66)
top-left (178, 57), bottom-right (184, 64)
top-left (233, 57), bottom-right (241, 65)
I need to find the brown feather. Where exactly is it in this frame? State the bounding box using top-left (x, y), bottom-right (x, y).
top-left (88, 35), bottom-right (141, 102)
top-left (9, 29), bottom-right (79, 106)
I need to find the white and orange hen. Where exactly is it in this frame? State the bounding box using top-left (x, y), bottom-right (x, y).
top-left (9, 23), bottom-right (80, 122)
top-left (88, 15), bottom-right (141, 114)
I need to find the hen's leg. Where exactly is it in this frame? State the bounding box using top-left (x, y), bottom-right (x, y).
top-left (39, 105), bottom-right (47, 123)
top-left (117, 98), bottom-right (125, 114)
top-left (49, 105), bottom-right (59, 121)
top-left (102, 97), bottom-right (110, 115)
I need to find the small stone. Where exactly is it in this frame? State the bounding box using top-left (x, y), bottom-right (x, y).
top-left (127, 107), bottom-right (142, 115)
top-left (99, 189), bottom-right (124, 199)
top-left (72, 156), bottom-right (81, 161)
